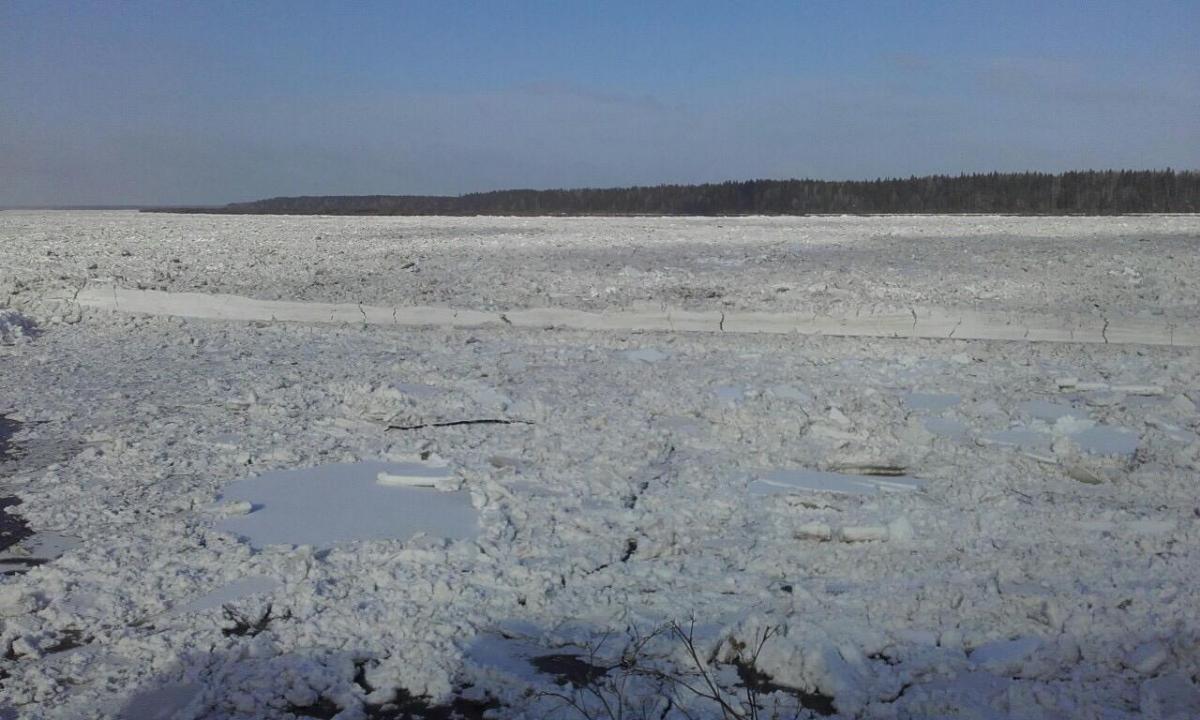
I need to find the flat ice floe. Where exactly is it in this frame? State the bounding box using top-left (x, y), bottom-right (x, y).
top-left (62, 284), bottom-right (1200, 347)
top-left (216, 461), bottom-right (478, 548)
top-left (903, 392), bottom-right (961, 412)
top-left (1019, 399), bottom-right (1087, 422)
top-left (622, 347), bottom-right (670, 363)
top-left (167, 575), bottom-right (282, 615)
top-left (922, 416), bottom-right (969, 438)
top-left (749, 468), bottom-right (924, 496)
top-left (1070, 424), bottom-right (1140, 457)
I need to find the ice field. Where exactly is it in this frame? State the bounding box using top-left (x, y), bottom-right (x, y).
top-left (2, 211), bottom-right (1199, 719)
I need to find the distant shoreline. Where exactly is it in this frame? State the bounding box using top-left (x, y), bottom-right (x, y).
top-left (141, 170), bottom-right (1200, 216)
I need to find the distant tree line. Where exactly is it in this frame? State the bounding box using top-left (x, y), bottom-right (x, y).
top-left (150, 170), bottom-right (1200, 215)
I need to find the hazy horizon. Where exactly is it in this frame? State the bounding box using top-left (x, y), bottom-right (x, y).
top-left (3, 1), bottom-right (1198, 206)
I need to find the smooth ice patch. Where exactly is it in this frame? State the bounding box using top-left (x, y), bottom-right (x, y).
top-left (903, 392), bottom-right (961, 412)
top-left (767, 384), bottom-right (811, 402)
top-left (394, 382), bottom-right (441, 398)
top-left (1072, 426), bottom-right (1139, 457)
top-left (622, 348), bottom-right (669, 363)
top-left (1020, 400), bottom-right (1087, 422)
top-left (714, 385), bottom-right (745, 403)
top-left (750, 468), bottom-right (924, 497)
top-left (981, 428), bottom-right (1052, 452)
top-left (924, 417), bottom-right (969, 438)
top-left (217, 461), bottom-right (479, 549)
top-left (0, 531), bottom-right (80, 571)
top-left (169, 576), bottom-right (281, 615)
top-left (120, 683), bottom-right (204, 720)
top-left (465, 633), bottom-right (551, 682)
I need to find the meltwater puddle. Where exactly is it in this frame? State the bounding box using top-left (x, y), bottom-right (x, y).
top-left (216, 461), bottom-right (479, 549)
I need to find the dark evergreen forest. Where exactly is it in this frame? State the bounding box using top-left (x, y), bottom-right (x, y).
top-left (150, 170), bottom-right (1200, 215)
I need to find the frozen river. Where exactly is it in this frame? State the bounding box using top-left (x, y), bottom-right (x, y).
top-left (1, 212), bottom-right (1198, 718)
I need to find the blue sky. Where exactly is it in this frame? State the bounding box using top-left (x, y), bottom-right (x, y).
top-left (2, 1), bottom-right (1197, 205)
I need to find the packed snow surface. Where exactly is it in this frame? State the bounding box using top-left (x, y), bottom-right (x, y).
top-left (1, 211), bottom-right (1199, 719)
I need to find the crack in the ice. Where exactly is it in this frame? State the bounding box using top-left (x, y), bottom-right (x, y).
top-left (1101, 318), bottom-right (1109, 344)
top-left (948, 317), bottom-right (962, 339)
top-left (387, 418), bottom-right (533, 431)
top-left (718, 311), bottom-right (725, 332)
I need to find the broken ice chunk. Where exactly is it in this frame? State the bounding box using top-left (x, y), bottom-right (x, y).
top-left (1125, 641), bottom-right (1169, 676)
top-left (376, 462), bottom-right (459, 491)
top-left (969, 636), bottom-right (1041, 675)
top-left (1140, 673), bottom-right (1200, 719)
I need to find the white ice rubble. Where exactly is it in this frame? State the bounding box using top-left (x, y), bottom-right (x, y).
top-left (0, 309), bottom-right (36, 344)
